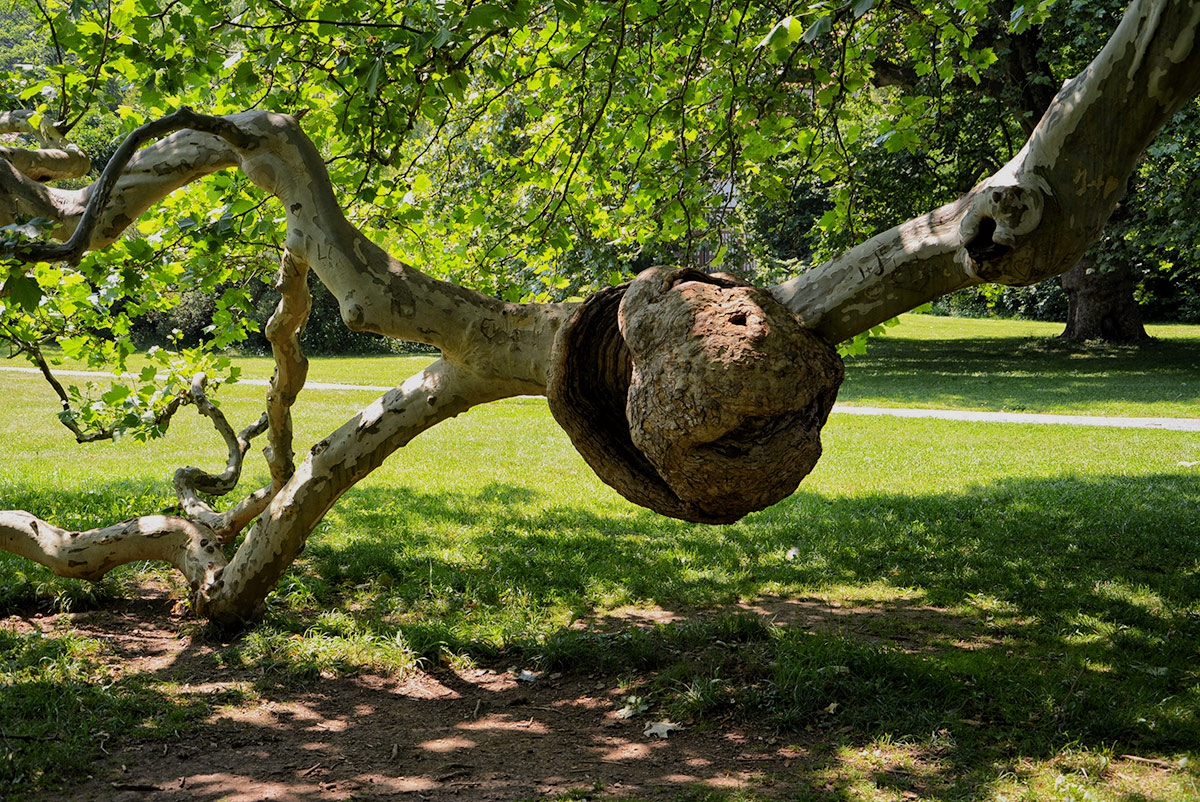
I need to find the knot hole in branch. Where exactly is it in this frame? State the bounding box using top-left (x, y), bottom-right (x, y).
top-left (964, 216), bottom-right (1013, 263)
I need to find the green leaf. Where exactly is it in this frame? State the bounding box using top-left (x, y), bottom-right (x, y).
top-left (757, 16), bottom-right (803, 49)
top-left (461, 3), bottom-right (522, 31)
top-left (101, 385), bottom-right (131, 405)
top-left (802, 14), bottom-right (832, 44)
top-left (851, 0), bottom-right (875, 18)
top-left (365, 59), bottom-right (384, 99)
top-left (1009, 4), bottom-right (1027, 30)
top-left (4, 275), bottom-right (42, 312)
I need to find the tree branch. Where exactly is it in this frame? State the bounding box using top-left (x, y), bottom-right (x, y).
top-left (772, 0), bottom-right (1200, 343)
top-left (0, 511), bottom-right (226, 597)
top-left (0, 110), bottom-right (91, 182)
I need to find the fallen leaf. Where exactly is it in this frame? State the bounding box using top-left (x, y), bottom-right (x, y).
top-left (644, 720), bottom-right (683, 739)
top-left (615, 695), bottom-right (649, 719)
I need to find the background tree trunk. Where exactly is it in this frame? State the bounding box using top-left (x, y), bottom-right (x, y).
top-left (1059, 255), bottom-right (1149, 342)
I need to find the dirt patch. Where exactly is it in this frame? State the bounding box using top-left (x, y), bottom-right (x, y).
top-left (8, 600), bottom-right (802, 802)
top-left (12, 592), bottom-right (985, 801)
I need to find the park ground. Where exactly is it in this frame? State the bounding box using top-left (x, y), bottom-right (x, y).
top-left (2, 315), bottom-right (1200, 801)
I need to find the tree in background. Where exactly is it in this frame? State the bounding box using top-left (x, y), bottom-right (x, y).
top-left (743, 0), bottom-right (1199, 340)
top-left (0, 0), bottom-right (1198, 623)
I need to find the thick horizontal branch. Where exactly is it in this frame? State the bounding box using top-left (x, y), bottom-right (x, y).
top-left (0, 110), bottom-right (91, 181)
top-left (773, 0), bottom-right (1200, 343)
top-left (7, 109), bottom-right (252, 264)
top-left (0, 511), bottom-right (226, 595)
top-left (0, 108), bottom-right (573, 388)
top-left (0, 144), bottom-right (91, 182)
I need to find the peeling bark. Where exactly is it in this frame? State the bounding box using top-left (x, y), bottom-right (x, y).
top-left (0, 0), bottom-right (1197, 622)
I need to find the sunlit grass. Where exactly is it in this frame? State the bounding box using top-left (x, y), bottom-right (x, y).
top-left (2, 317), bottom-right (1200, 800)
top-left (839, 314), bottom-right (1200, 418)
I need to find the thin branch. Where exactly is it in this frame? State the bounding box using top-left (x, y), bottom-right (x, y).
top-left (61, 0), bottom-right (114, 136)
top-left (19, 342), bottom-right (186, 444)
top-left (28, 0), bottom-right (67, 124)
top-left (4, 108), bottom-right (254, 265)
top-left (262, 249), bottom-right (311, 490)
top-left (173, 373), bottom-right (273, 544)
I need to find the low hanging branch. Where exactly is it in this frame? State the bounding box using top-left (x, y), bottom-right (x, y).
top-left (0, 0), bottom-right (1196, 623)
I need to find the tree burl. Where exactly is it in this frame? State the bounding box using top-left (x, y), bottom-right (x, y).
top-left (549, 267), bottom-right (842, 524)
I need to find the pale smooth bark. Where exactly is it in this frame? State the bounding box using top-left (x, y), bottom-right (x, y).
top-left (0, 110), bottom-right (91, 182)
top-left (773, 0), bottom-right (1200, 343)
top-left (0, 0), bottom-right (1197, 622)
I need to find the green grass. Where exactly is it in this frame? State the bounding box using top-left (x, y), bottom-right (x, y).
top-left (840, 315), bottom-right (1200, 417)
top-left (2, 317), bottom-right (1200, 800)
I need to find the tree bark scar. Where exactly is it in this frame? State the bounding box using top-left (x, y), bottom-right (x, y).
top-left (964, 217), bottom-right (1013, 263)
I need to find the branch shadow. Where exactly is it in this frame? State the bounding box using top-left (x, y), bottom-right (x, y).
top-left (2, 469), bottom-right (1199, 800)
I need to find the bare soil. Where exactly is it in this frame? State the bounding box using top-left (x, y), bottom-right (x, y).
top-left (10, 594), bottom-right (897, 802)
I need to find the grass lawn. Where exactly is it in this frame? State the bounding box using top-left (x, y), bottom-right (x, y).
top-left (1, 316), bottom-right (1199, 801)
top-left (838, 315), bottom-right (1200, 418)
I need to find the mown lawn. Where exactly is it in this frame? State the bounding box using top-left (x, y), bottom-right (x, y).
top-left (2, 315), bottom-right (1199, 801)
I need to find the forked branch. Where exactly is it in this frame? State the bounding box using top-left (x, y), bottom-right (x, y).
top-left (0, 0), bottom-right (1196, 622)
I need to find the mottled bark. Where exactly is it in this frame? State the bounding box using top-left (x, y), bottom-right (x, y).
top-left (0, 109), bottom-right (90, 181)
top-left (0, 0), bottom-right (1196, 623)
top-left (774, 0), bottom-right (1200, 343)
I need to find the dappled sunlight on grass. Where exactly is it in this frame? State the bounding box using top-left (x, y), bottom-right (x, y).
top-left (4, 323), bottom-right (1200, 800)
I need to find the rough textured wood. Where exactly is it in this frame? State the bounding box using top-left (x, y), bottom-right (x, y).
top-left (623, 269), bottom-right (843, 521)
top-left (546, 281), bottom-right (709, 522)
top-left (548, 268), bottom-right (843, 524)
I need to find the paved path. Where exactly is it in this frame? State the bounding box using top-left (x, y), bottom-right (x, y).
top-left (832, 404), bottom-right (1200, 431)
top-left (3, 365), bottom-right (1199, 431)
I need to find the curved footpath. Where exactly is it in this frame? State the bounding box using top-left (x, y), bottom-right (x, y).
top-left (3, 365), bottom-right (1199, 431)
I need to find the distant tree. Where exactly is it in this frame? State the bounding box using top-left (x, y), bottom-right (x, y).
top-left (0, 0), bottom-right (1198, 623)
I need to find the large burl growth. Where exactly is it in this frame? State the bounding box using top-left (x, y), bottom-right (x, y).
top-left (549, 267), bottom-right (843, 524)
top-left (1, 0), bottom-right (1199, 622)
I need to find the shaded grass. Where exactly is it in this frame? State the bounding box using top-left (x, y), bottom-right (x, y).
top-left (0, 628), bottom-right (211, 794)
top-left (840, 315), bottom-right (1200, 417)
top-left (2, 319), bottom-right (1200, 800)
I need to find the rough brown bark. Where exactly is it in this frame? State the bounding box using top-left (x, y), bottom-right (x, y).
top-left (0, 0), bottom-right (1197, 623)
top-left (1059, 256), bottom-right (1150, 342)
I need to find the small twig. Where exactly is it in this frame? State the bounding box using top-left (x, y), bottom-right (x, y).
top-left (1120, 754), bottom-right (1179, 770)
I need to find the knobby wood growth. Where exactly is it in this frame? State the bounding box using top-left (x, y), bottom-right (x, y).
top-left (1, 0), bottom-right (1198, 623)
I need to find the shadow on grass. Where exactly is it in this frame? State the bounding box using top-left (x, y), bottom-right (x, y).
top-left (840, 335), bottom-right (1200, 410)
top-left (2, 470), bottom-right (1199, 799)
